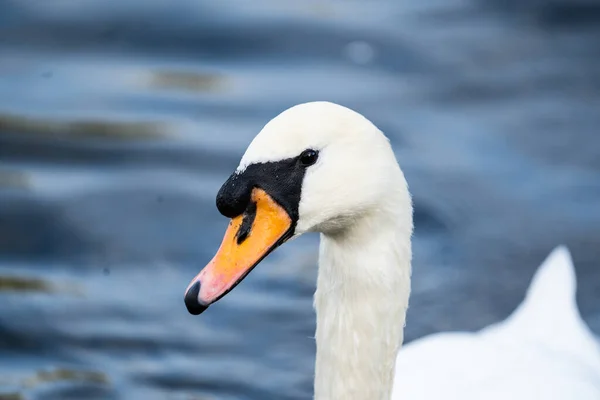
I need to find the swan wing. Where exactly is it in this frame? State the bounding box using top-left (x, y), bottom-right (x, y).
top-left (392, 246), bottom-right (600, 400)
top-left (392, 332), bottom-right (600, 400)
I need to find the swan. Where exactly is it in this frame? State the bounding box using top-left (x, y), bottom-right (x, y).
top-left (394, 245), bottom-right (600, 400)
top-left (183, 101), bottom-right (600, 399)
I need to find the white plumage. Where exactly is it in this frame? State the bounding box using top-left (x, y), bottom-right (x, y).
top-left (225, 102), bottom-right (600, 399)
top-left (393, 246), bottom-right (600, 399)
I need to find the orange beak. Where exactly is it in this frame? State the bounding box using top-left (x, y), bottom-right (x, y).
top-left (184, 187), bottom-right (292, 314)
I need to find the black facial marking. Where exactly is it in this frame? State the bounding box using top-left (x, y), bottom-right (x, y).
top-left (216, 150), bottom-right (318, 234)
top-left (236, 201), bottom-right (256, 244)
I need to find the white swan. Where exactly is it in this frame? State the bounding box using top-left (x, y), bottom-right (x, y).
top-left (394, 245), bottom-right (600, 400)
top-left (183, 101), bottom-right (600, 400)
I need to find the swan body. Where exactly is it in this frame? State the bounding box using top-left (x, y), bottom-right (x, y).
top-left (393, 246), bottom-right (600, 399)
top-left (184, 102), bottom-right (600, 400)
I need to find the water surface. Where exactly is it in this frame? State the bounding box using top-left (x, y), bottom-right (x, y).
top-left (1, 1), bottom-right (599, 399)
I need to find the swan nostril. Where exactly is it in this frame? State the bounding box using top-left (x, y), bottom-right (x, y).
top-left (184, 281), bottom-right (208, 315)
top-left (236, 201), bottom-right (257, 245)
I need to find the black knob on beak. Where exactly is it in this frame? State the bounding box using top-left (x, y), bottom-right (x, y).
top-left (216, 173), bottom-right (252, 218)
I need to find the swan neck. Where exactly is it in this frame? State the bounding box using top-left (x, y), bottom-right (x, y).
top-left (313, 209), bottom-right (412, 400)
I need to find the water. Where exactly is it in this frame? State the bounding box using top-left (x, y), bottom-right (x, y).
top-left (1, 0), bottom-right (599, 398)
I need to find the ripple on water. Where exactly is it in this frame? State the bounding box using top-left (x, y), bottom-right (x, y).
top-left (0, 368), bottom-right (113, 400)
top-left (0, 113), bottom-right (167, 140)
top-left (1, 0), bottom-right (600, 399)
top-left (145, 69), bottom-right (229, 94)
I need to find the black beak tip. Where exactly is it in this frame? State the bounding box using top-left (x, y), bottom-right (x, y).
top-left (184, 281), bottom-right (208, 315)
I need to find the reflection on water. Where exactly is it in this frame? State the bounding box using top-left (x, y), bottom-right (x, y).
top-left (0, 275), bottom-right (55, 293)
top-left (0, 170), bottom-right (29, 189)
top-left (1, 0), bottom-right (599, 399)
top-left (21, 368), bottom-right (109, 390)
top-left (0, 274), bottom-right (81, 295)
top-left (1, 368), bottom-right (110, 400)
top-left (0, 113), bottom-right (165, 140)
top-left (147, 70), bottom-right (228, 93)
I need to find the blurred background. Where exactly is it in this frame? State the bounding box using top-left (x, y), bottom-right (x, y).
top-left (1, 0), bottom-right (599, 399)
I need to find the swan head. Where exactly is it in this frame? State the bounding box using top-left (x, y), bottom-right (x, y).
top-left (184, 101), bottom-right (407, 315)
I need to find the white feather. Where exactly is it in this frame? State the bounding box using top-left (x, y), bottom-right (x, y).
top-left (392, 246), bottom-right (600, 400)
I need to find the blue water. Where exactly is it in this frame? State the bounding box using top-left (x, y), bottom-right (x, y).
top-left (1, 1), bottom-right (599, 399)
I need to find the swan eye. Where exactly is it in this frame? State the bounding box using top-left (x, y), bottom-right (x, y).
top-left (299, 149), bottom-right (319, 167)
